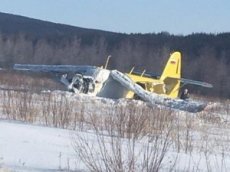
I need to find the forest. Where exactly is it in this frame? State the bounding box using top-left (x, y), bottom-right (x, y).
top-left (0, 12), bottom-right (229, 98)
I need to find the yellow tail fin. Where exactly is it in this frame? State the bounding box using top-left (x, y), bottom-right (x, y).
top-left (160, 52), bottom-right (181, 98)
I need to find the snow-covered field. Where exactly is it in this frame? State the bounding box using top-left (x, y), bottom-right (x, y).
top-left (0, 89), bottom-right (229, 171)
top-left (0, 120), bottom-right (78, 171)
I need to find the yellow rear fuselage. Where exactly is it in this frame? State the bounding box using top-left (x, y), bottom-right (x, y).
top-left (125, 73), bottom-right (166, 98)
top-left (125, 52), bottom-right (181, 99)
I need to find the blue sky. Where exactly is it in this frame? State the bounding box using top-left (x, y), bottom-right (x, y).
top-left (0, 0), bottom-right (229, 35)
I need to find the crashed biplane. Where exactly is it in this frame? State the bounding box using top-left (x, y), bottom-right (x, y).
top-left (13, 51), bottom-right (212, 113)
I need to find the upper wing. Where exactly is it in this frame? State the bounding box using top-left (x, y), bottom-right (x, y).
top-left (13, 64), bottom-right (98, 75)
top-left (13, 64), bottom-right (102, 94)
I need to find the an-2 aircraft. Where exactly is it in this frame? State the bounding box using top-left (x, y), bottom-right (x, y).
top-left (13, 51), bottom-right (213, 113)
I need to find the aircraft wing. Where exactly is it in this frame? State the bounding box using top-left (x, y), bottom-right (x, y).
top-left (168, 77), bottom-right (213, 88)
top-left (13, 64), bottom-right (102, 93)
top-left (180, 78), bottom-right (213, 88)
top-left (13, 64), bottom-right (98, 76)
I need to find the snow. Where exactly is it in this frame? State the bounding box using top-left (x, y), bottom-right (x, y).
top-left (0, 89), bottom-right (229, 171)
top-left (1, 115), bottom-right (230, 171)
top-left (0, 120), bottom-right (80, 171)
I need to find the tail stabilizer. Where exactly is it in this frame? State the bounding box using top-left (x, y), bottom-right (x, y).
top-left (160, 52), bottom-right (181, 98)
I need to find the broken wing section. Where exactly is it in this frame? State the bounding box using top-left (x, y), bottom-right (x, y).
top-left (110, 70), bottom-right (207, 113)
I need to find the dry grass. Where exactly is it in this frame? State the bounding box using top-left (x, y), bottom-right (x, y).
top-left (72, 106), bottom-right (175, 172)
